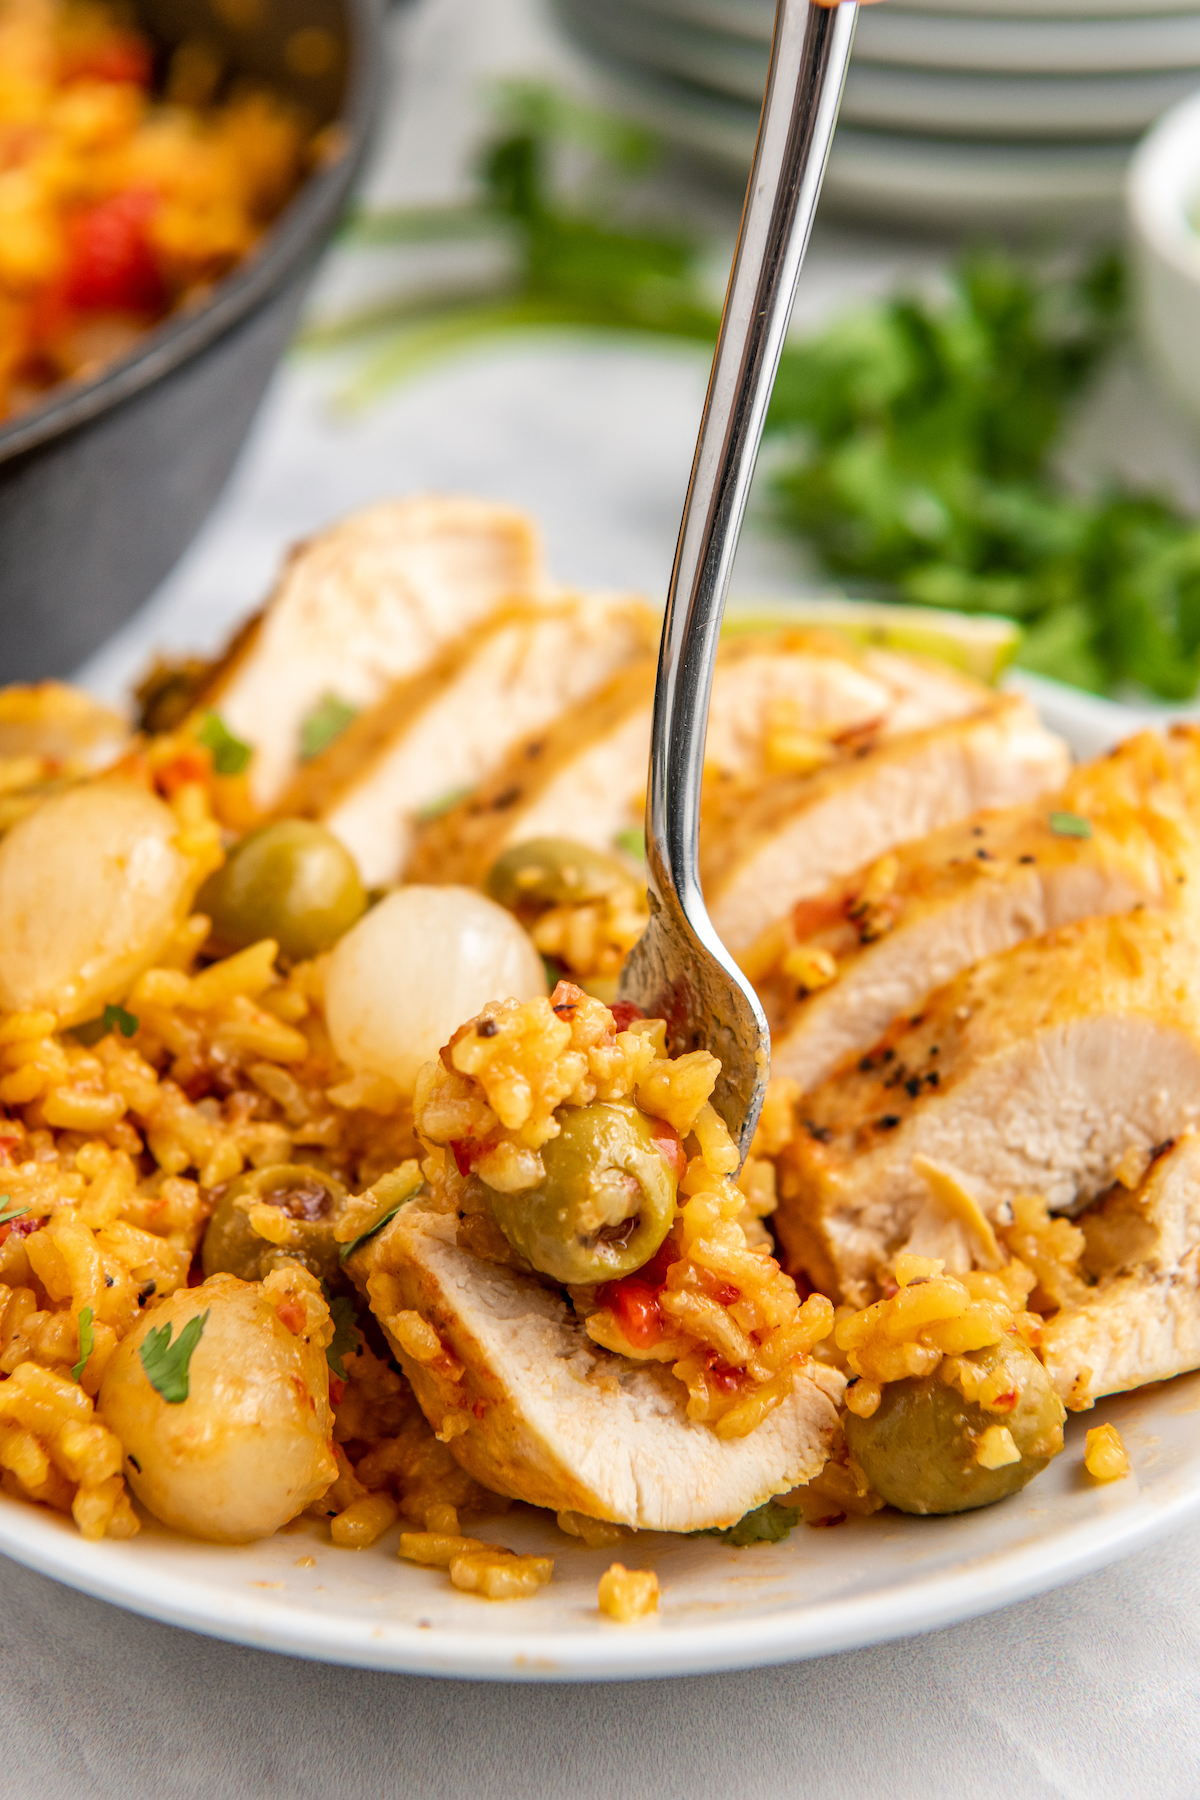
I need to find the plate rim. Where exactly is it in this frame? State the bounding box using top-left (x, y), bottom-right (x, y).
top-left (3, 1423), bottom-right (1199, 1680)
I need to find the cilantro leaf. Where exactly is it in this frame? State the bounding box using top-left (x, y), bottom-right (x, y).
top-left (326, 1295), bottom-right (362, 1380)
top-left (198, 712), bottom-right (252, 777)
top-left (139, 1310), bottom-right (209, 1404)
top-left (415, 785), bottom-right (474, 824)
top-left (700, 1501), bottom-right (800, 1548)
top-left (72, 1306), bottom-right (95, 1383)
top-left (614, 827), bottom-right (646, 863)
top-left (300, 693), bottom-right (358, 762)
top-left (338, 1178), bottom-right (423, 1265)
top-left (1049, 810), bottom-right (1093, 839)
top-left (0, 1199), bottom-right (30, 1228)
top-left (103, 1003), bottom-right (139, 1038)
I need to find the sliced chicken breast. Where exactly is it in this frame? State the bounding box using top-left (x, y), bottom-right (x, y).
top-left (774, 909), bottom-right (1200, 1304)
top-left (281, 597), bottom-right (656, 890)
top-left (705, 695), bottom-right (1070, 955)
top-left (1043, 1133), bottom-right (1200, 1409)
top-left (410, 632), bottom-right (994, 890)
top-left (359, 1196), bottom-right (843, 1532)
top-left (766, 729), bottom-right (1200, 1093)
top-left (409, 663), bottom-right (656, 887)
top-left (204, 496), bottom-right (546, 809)
top-left (701, 630), bottom-right (983, 789)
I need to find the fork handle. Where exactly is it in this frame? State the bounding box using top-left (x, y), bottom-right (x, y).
top-left (646, 0), bottom-right (858, 939)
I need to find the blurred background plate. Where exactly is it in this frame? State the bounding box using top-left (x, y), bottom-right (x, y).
top-left (557, 16), bottom-right (1135, 226)
top-left (851, 0), bottom-right (1200, 15)
top-left (553, 0), bottom-right (1200, 228)
top-left (840, 63), bottom-right (1200, 138)
top-left (630, 0), bottom-right (1200, 70)
top-left (556, 0), bottom-right (1200, 136)
top-left (829, 125), bottom-right (1132, 222)
top-left (852, 7), bottom-right (1200, 73)
top-left (623, 0), bottom-right (1200, 30)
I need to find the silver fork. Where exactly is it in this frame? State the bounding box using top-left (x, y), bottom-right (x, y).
top-left (617, 0), bottom-right (859, 1162)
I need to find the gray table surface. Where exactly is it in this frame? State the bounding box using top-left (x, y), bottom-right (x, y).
top-left (7, 0), bottom-right (1200, 1792)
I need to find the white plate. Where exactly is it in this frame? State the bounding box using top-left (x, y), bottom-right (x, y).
top-left (625, 0), bottom-right (1200, 71)
top-left (2, 673), bottom-right (1197, 1679)
top-left (827, 127), bottom-right (1130, 223)
top-left (642, 0), bottom-right (1200, 23)
top-left (855, 0), bottom-right (1200, 16)
top-left (571, 49), bottom-right (1131, 226)
top-left (3, 1371), bottom-right (1197, 1677)
top-left (841, 61), bottom-right (1200, 139)
top-left (555, 0), bottom-right (1200, 135)
top-left (853, 7), bottom-right (1200, 74)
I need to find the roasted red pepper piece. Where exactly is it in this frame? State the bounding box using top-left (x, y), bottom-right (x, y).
top-left (64, 188), bottom-right (165, 315)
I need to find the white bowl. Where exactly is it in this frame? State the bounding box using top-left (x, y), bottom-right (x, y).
top-left (1128, 89), bottom-right (1200, 433)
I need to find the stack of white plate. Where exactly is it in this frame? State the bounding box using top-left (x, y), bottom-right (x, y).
top-left (552, 0), bottom-right (1200, 230)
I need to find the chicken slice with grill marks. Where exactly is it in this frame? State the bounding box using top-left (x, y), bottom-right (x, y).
top-left (773, 908), bottom-right (1200, 1305)
top-left (408, 629), bottom-right (996, 889)
top-left (704, 694), bottom-right (1070, 956)
top-left (199, 495), bottom-right (546, 810)
top-left (354, 1194), bottom-right (843, 1532)
top-left (276, 595), bottom-right (656, 890)
top-left (761, 728), bottom-right (1200, 1094)
top-left (1041, 1133), bottom-right (1200, 1410)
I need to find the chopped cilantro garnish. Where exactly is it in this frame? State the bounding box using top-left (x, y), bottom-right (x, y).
top-left (699, 1501), bottom-right (800, 1548)
top-left (0, 1199), bottom-right (30, 1227)
top-left (72, 1307), bottom-right (95, 1383)
top-left (198, 712), bottom-right (252, 777)
top-left (102, 1003), bottom-right (139, 1038)
top-left (415, 785), bottom-right (474, 824)
top-left (326, 1295), bottom-right (362, 1380)
top-left (300, 693), bottom-right (358, 762)
top-left (1049, 811), bottom-right (1093, 839)
top-left (139, 1310), bottom-right (209, 1404)
top-left (338, 1178), bottom-right (423, 1265)
top-left (614, 827), bottom-right (646, 863)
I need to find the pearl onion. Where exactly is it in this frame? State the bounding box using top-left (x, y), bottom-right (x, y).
top-left (324, 885), bottom-right (546, 1093)
top-left (0, 780), bottom-right (196, 1025)
top-left (100, 1273), bottom-right (337, 1545)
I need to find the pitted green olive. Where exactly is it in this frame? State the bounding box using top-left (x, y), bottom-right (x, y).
top-left (484, 838), bottom-right (636, 913)
top-left (844, 1337), bottom-right (1065, 1515)
top-left (202, 1163), bottom-right (350, 1287)
top-left (481, 1100), bottom-right (677, 1285)
top-left (198, 820), bottom-right (366, 962)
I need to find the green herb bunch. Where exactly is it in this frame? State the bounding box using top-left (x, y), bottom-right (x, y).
top-left (767, 253), bottom-right (1200, 699)
top-left (315, 81), bottom-right (1200, 701)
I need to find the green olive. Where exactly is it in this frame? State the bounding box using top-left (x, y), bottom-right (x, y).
top-left (844, 1337), bottom-right (1066, 1515)
top-left (484, 838), bottom-right (635, 913)
top-left (481, 1100), bottom-right (677, 1285)
top-left (202, 1163), bottom-right (350, 1287)
top-left (198, 820), bottom-right (367, 961)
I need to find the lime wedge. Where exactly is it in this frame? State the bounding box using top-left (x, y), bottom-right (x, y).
top-left (722, 597), bottom-right (1022, 686)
